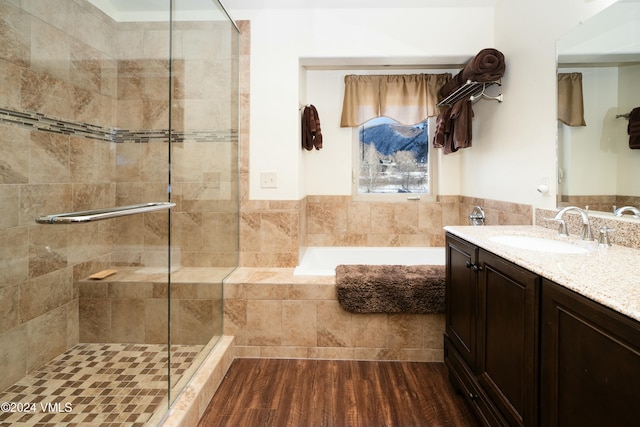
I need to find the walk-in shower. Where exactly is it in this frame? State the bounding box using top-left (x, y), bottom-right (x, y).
top-left (0, 0), bottom-right (239, 424)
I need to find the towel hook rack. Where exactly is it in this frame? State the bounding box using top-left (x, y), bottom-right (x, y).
top-left (437, 79), bottom-right (503, 107)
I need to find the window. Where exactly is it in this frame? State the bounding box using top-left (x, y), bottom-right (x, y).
top-left (355, 116), bottom-right (433, 197)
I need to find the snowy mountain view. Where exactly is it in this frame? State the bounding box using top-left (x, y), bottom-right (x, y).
top-left (358, 118), bottom-right (429, 194)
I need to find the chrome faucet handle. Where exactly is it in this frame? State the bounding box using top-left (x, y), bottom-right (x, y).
top-left (469, 206), bottom-right (485, 226)
top-left (598, 227), bottom-right (614, 247)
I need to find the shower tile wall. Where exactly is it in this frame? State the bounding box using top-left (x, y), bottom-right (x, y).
top-left (0, 0), bottom-right (238, 392)
top-left (0, 0), bottom-right (117, 392)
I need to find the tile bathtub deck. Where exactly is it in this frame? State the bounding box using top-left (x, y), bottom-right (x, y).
top-left (0, 343), bottom-right (202, 427)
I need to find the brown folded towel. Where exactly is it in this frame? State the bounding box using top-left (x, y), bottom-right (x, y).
top-left (433, 100), bottom-right (474, 154)
top-left (452, 100), bottom-right (474, 152)
top-left (440, 48), bottom-right (506, 98)
top-left (302, 105), bottom-right (323, 150)
top-left (461, 48), bottom-right (506, 84)
top-left (434, 48), bottom-right (504, 155)
top-left (628, 107), bottom-right (640, 149)
top-left (433, 106), bottom-right (452, 149)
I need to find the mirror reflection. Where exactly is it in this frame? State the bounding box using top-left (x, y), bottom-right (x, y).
top-left (556, 0), bottom-right (640, 216)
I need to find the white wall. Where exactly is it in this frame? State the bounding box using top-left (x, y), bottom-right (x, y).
top-left (485, 0), bottom-right (618, 209)
top-left (229, 7), bottom-right (494, 200)
top-left (229, 1), bottom-right (618, 205)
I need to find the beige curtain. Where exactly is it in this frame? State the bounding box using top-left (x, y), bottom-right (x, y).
top-left (558, 72), bottom-right (586, 127)
top-left (340, 73), bottom-right (451, 127)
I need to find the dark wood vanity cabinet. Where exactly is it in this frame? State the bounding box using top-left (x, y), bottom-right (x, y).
top-left (540, 279), bottom-right (640, 427)
top-left (444, 233), bottom-right (539, 427)
top-left (445, 232), bottom-right (640, 427)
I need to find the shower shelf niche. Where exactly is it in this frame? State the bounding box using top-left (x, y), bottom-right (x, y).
top-left (437, 79), bottom-right (503, 106)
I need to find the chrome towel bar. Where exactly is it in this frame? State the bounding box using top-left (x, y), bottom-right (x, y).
top-left (35, 202), bottom-right (176, 224)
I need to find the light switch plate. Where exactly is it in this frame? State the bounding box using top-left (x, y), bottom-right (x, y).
top-left (260, 171), bottom-right (277, 188)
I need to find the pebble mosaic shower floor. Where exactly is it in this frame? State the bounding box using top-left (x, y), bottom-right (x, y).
top-left (0, 343), bottom-right (202, 427)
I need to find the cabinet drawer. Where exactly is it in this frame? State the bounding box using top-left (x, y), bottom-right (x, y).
top-left (445, 335), bottom-right (509, 427)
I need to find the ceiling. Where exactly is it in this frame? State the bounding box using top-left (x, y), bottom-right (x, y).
top-left (222, 0), bottom-right (498, 8)
top-left (93, 0), bottom-right (498, 14)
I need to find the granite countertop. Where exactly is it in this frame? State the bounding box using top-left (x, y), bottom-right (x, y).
top-left (444, 225), bottom-right (640, 322)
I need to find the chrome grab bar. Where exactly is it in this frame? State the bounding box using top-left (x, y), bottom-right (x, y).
top-left (35, 202), bottom-right (176, 224)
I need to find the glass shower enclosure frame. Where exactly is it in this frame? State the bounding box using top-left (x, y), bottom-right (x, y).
top-left (0, 0), bottom-right (239, 424)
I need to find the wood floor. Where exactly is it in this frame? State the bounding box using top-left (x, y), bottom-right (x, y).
top-left (198, 359), bottom-right (480, 427)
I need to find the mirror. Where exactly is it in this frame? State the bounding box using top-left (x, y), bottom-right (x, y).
top-left (556, 0), bottom-right (640, 216)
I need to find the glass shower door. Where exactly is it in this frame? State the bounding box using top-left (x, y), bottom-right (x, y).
top-left (166, 0), bottom-right (240, 404)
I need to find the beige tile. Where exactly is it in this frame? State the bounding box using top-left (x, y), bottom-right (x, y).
top-left (0, 227), bottom-right (28, 285)
top-left (347, 201), bottom-right (371, 234)
top-left (111, 298), bottom-right (145, 342)
top-left (0, 284), bottom-right (19, 334)
top-left (0, 125), bottom-right (29, 185)
top-left (0, 325), bottom-right (28, 391)
top-left (282, 300), bottom-right (317, 346)
top-left (21, 183), bottom-right (72, 226)
top-left (424, 314), bottom-right (445, 349)
top-left (109, 281), bottom-right (154, 298)
top-left (307, 202), bottom-right (348, 234)
top-left (26, 306), bottom-right (67, 372)
top-left (20, 268), bottom-right (73, 322)
top-left (70, 137), bottom-right (112, 184)
top-left (245, 299), bottom-right (281, 346)
top-left (317, 300), bottom-right (352, 347)
top-left (0, 3), bottom-right (30, 68)
top-left (387, 315), bottom-right (424, 348)
top-left (78, 298), bottom-right (111, 343)
top-left (203, 212), bottom-right (238, 252)
top-left (287, 284), bottom-right (336, 300)
top-left (351, 313), bottom-right (388, 348)
top-left (66, 299), bottom-right (79, 347)
top-left (177, 299), bottom-right (216, 345)
top-left (0, 60), bottom-right (23, 108)
top-left (308, 346), bottom-right (355, 360)
top-left (28, 131), bottom-right (63, 177)
top-left (259, 212), bottom-right (295, 253)
top-left (30, 17), bottom-right (71, 82)
top-left (260, 346), bottom-right (308, 359)
top-left (28, 223), bottom-right (68, 279)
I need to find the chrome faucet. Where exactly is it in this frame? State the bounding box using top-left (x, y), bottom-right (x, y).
top-left (613, 206), bottom-right (640, 219)
top-left (469, 206), bottom-right (485, 226)
top-left (548, 206), bottom-right (593, 240)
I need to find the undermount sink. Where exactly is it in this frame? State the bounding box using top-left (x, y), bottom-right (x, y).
top-left (489, 235), bottom-right (589, 254)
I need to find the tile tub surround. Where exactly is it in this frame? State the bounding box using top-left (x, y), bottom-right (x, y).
top-left (444, 225), bottom-right (640, 322)
top-left (223, 268), bottom-right (445, 362)
top-left (238, 195), bottom-right (534, 268)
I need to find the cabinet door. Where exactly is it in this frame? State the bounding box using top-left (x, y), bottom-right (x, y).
top-left (476, 250), bottom-right (539, 427)
top-left (541, 279), bottom-right (640, 427)
top-left (445, 233), bottom-right (479, 370)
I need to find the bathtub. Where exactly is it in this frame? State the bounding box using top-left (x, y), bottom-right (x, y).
top-left (293, 246), bottom-right (446, 276)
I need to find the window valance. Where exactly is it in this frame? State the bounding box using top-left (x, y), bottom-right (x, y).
top-left (340, 73), bottom-right (451, 127)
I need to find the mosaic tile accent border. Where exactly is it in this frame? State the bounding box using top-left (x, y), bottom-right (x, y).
top-left (0, 343), bottom-right (202, 427)
top-left (0, 107), bottom-right (238, 143)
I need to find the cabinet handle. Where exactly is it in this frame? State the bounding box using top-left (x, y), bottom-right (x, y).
top-left (465, 261), bottom-right (483, 272)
